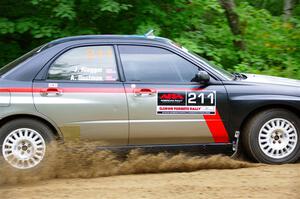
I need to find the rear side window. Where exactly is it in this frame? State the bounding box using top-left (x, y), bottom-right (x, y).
top-left (0, 46), bottom-right (41, 76)
top-left (47, 46), bottom-right (118, 81)
top-left (119, 45), bottom-right (199, 82)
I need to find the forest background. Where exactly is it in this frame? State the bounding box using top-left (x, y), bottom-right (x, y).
top-left (0, 0), bottom-right (299, 79)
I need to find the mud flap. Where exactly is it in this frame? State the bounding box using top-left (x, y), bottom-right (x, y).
top-left (231, 131), bottom-right (240, 159)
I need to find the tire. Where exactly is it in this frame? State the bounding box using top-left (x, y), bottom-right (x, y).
top-left (0, 118), bottom-right (56, 171)
top-left (242, 109), bottom-right (300, 164)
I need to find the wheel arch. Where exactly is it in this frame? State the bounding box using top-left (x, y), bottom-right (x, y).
top-left (239, 104), bottom-right (300, 135)
top-left (0, 114), bottom-right (62, 140)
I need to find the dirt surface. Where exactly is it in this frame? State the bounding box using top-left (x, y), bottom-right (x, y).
top-left (0, 142), bottom-right (299, 199)
top-left (0, 164), bottom-right (299, 199)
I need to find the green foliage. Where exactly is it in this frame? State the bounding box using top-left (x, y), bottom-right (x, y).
top-left (0, 18), bottom-right (14, 34)
top-left (0, 0), bottom-right (299, 79)
top-left (99, 0), bottom-right (132, 12)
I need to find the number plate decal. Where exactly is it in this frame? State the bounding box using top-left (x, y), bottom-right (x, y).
top-left (157, 91), bottom-right (216, 115)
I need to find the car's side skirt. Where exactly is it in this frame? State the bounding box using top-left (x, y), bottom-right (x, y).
top-left (96, 143), bottom-right (234, 156)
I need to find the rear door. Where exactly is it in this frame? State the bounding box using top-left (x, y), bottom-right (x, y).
top-left (118, 45), bottom-right (229, 145)
top-left (33, 45), bottom-right (128, 145)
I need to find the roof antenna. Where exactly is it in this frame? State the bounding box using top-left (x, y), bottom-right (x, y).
top-left (144, 29), bottom-right (155, 38)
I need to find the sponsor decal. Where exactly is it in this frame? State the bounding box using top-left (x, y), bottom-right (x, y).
top-left (157, 91), bottom-right (216, 115)
top-left (158, 92), bottom-right (186, 106)
top-left (48, 83), bottom-right (58, 88)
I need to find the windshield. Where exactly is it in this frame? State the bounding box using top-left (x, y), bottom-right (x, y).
top-left (0, 46), bottom-right (42, 76)
top-left (170, 42), bottom-right (234, 80)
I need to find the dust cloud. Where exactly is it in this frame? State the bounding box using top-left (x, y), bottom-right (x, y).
top-left (0, 141), bottom-right (259, 185)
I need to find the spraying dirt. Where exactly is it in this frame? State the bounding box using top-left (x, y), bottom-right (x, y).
top-left (0, 141), bottom-right (256, 185)
top-left (0, 141), bottom-right (299, 199)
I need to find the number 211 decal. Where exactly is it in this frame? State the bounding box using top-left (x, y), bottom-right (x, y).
top-left (157, 91), bottom-right (216, 115)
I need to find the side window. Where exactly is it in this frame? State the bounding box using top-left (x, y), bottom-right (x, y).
top-left (47, 46), bottom-right (118, 81)
top-left (119, 45), bottom-right (199, 82)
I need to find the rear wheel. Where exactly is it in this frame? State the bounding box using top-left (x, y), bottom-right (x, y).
top-left (0, 118), bottom-right (56, 170)
top-left (242, 109), bottom-right (300, 164)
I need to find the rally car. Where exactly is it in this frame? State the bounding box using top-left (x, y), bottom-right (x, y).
top-left (0, 31), bottom-right (299, 170)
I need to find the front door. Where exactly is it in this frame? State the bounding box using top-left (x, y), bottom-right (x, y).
top-left (33, 45), bottom-right (128, 145)
top-left (118, 45), bottom-right (229, 145)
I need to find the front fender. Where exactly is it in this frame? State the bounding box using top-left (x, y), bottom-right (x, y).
top-left (229, 94), bottom-right (300, 132)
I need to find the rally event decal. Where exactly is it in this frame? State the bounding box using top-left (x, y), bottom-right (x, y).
top-left (157, 91), bottom-right (216, 115)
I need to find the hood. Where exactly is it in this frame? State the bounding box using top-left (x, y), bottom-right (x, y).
top-left (242, 74), bottom-right (300, 87)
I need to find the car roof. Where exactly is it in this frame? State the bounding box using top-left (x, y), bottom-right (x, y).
top-left (43, 35), bottom-right (172, 50)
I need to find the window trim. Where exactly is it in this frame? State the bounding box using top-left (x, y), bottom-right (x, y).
top-left (117, 44), bottom-right (218, 84)
top-left (40, 44), bottom-right (122, 83)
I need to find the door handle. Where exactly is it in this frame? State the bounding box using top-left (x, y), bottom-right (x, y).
top-left (133, 88), bottom-right (156, 96)
top-left (40, 88), bottom-right (63, 97)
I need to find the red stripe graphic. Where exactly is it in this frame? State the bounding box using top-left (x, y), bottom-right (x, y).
top-left (8, 88), bottom-right (39, 92)
top-left (0, 87), bottom-right (204, 93)
top-left (48, 87), bottom-right (124, 93)
top-left (0, 87), bottom-right (124, 93)
top-left (203, 110), bottom-right (229, 143)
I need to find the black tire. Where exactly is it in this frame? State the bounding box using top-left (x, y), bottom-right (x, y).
top-left (0, 118), bottom-right (56, 171)
top-left (242, 109), bottom-right (300, 164)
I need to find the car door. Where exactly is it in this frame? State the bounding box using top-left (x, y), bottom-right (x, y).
top-left (33, 45), bottom-right (128, 145)
top-left (118, 45), bottom-right (229, 145)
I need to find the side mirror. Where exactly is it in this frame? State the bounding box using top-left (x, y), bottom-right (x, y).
top-left (195, 71), bottom-right (210, 84)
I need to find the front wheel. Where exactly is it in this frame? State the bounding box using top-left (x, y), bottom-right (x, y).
top-left (0, 118), bottom-right (56, 170)
top-left (242, 109), bottom-right (300, 164)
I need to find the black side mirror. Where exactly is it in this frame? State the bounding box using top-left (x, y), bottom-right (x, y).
top-left (195, 71), bottom-right (210, 84)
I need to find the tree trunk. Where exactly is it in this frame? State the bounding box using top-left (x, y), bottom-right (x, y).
top-left (219, 0), bottom-right (245, 50)
top-left (283, 0), bottom-right (294, 20)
